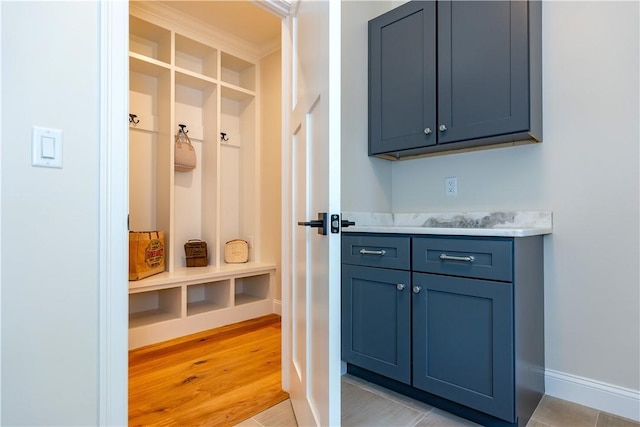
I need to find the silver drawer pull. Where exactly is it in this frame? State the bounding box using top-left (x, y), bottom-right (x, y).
top-left (396, 283), bottom-right (405, 291)
top-left (440, 253), bottom-right (475, 263)
top-left (360, 249), bottom-right (386, 256)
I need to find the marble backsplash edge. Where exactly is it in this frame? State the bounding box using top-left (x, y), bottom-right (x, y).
top-left (341, 211), bottom-right (552, 230)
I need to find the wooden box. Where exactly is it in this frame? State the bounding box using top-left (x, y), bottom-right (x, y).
top-left (184, 240), bottom-right (208, 267)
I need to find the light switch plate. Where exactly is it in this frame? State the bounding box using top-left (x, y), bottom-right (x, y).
top-left (32, 126), bottom-right (63, 168)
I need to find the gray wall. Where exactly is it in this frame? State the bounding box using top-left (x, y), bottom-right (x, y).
top-left (342, 0), bottom-right (640, 394)
top-left (1, 2), bottom-right (101, 425)
top-left (341, 0), bottom-right (393, 213)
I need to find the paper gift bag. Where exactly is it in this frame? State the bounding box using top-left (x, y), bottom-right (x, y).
top-left (129, 231), bottom-right (165, 280)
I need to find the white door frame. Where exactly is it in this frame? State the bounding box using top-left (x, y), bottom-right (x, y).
top-left (279, 6), bottom-right (294, 396)
top-left (98, 0), bottom-right (129, 425)
top-left (0, 2), bottom-right (3, 422)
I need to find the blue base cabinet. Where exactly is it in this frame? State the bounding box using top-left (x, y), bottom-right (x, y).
top-left (342, 233), bottom-right (545, 427)
top-left (341, 234), bottom-right (412, 384)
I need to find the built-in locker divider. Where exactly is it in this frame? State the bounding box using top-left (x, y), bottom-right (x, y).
top-left (129, 63), bottom-right (162, 231)
top-left (220, 86), bottom-right (256, 264)
top-left (156, 66), bottom-right (174, 272)
top-left (129, 36), bottom-right (172, 271)
top-left (173, 71), bottom-right (217, 269)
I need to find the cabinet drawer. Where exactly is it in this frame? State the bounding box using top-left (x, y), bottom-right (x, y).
top-left (342, 235), bottom-right (410, 270)
top-left (412, 237), bottom-right (512, 281)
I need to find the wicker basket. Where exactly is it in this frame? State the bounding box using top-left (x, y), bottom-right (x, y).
top-left (224, 239), bottom-right (248, 263)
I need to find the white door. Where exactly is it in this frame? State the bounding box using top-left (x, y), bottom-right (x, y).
top-left (281, 0), bottom-right (341, 426)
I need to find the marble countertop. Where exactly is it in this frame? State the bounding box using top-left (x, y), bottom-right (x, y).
top-left (341, 211), bottom-right (552, 237)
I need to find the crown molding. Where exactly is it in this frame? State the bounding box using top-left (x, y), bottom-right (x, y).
top-left (130, 2), bottom-right (280, 61)
top-left (252, 0), bottom-right (292, 18)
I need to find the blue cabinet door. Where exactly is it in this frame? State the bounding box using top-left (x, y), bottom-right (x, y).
top-left (437, 1), bottom-right (531, 145)
top-left (369, 1), bottom-right (436, 155)
top-left (412, 272), bottom-right (515, 422)
top-left (342, 264), bottom-right (411, 384)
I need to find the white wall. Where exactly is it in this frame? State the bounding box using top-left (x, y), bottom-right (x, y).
top-left (1, 2), bottom-right (101, 425)
top-left (341, 0), bottom-right (393, 212)
top-left (260, 49), bottom-right (283, 301)
top-left (539, 1), bottom-right (639, 393)
top-left (341, 0), bottom-right (640, 417)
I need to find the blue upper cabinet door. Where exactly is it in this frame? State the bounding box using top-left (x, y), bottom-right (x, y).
top-left (369, 1), bottom-right (436, 155)
top-left (438, 1), bottom-right (533, 145)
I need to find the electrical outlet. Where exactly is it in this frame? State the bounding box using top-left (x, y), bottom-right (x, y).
top-left (445, 177), bottom-right (457, 196)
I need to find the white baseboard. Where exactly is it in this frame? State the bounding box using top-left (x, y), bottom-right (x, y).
top-left (273, 299), bottom-right (282, 316)
top-left (545, 369), bottom-right (640, 422)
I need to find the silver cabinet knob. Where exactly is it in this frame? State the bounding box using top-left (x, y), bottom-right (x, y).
top-left (439, 125), bottom-right (447, 132)
top-left (413, 285), bottom-right (422, 294)
top-left (423, 127), bottom-right (432, 135)
top-left (396, 283), bottom-right (406, 291)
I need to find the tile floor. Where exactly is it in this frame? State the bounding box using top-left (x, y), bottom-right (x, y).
top-left (235, 374), bottom-right (640, 427)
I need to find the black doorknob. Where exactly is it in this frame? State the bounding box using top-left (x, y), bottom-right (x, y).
top-left (297, 212), bottom-right (327, 235)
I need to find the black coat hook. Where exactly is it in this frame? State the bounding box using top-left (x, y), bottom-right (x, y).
top-left (178, 124), bottom-right (188, 133)
top-left (220, 132), bottom-right (229, 142)
top-left (129, 114), bottom-right (139, 125)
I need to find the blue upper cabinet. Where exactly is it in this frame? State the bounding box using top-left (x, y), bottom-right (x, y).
top-left (369, 1), bottom-right (542, 160)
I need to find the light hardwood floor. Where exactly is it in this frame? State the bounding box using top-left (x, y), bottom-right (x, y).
top-left (129, 314), bottom-right (289, 427)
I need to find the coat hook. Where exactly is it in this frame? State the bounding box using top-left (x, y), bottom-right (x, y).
top-left (220, 132), bottom-right (229, 142)
top-left (129, 114), bottom-right (139, 125)
top-left (178, 124), bottom-right (188, 134)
